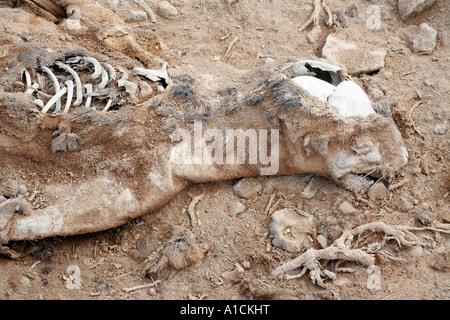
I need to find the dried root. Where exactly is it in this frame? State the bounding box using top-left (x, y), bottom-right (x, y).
top-left (273, 221), bottom-right (449, 288)
top-left (298, 0), bottom-right (333, 33)
top-left (142, 227), bottom-right (205, 277)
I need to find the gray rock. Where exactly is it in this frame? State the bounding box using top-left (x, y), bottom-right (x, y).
top-left (337, 201), bottom-right (360, 216)
top-left (368, 182), bottom-right (387, 202)
top-left (18, 184), bottom-right (27, 195)
top-left (407, 23), bottom-right (437, 54)
top-left (106, 0), bottom-right (119, 10)
top-left (126, 11), bottom-right (148, 22)
top-left (368, 87), bottom-right (384, 101)
top-left (322, 34), bottom-right (386, 75)
top-left (398, 0), bottom-right (436, 19)
top-left (228, 201), bottom-right (246, 216)
top-left (233, 178), bottom-right (262, 199)
top-left (157, 1), bottom-right (178, 19)
top-left (433, 120), bottom-right (447, 135)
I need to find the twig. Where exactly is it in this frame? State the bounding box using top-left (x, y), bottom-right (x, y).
top-left (187, 194), bottom-right (203, 227)
top-left (263, 193), bottom-right (276, 216)
top-left (388, 178), bottom-right (408, 191)
top-left (321, 0), bottom-right (333, 27)
top-left (407, 100), bottom-right (425, 138)
top-left (224, 36), bottom-right (239, 59)
top-left (123, 280), bottom-right (161, 293)
top-left (298, 0), bottom-right (321, 32)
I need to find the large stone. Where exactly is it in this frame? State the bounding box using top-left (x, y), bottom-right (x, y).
top-left (233, 178), bottom-right (262, 199)
top-left (407, 23), bottom-right (437, 54)
top-left (269, 208), bottom-right (315, 253)
top-left (157, 1), bottom-right (178, 19)
top-left (398, 0), bottom-right (436, 19)
top-left (322, 35), bottom-right (386, 75)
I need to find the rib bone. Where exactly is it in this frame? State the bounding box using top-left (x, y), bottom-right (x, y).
top-left (42, 66), bottom-right (62, 112)
top-left (98, 68), bottom-right (109, 90)
top-left (55, 61), bottom-right (83, 107)
top-left (84, 83), bottom-right (93, 109)
top-left (84, 57), bottom-right (103, 80)
top-left (41, 86), bottom-right (67, 113)
top-left (63, 80), bottom-right (74, 113)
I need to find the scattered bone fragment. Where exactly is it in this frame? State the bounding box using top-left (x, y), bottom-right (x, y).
top-left (117, 68), bottom-right (129, 87)
top-left (124, 81), bottom-right (138, 100)
top-left (22, 69), bottom-right (31, 88)
top-left (103, 63), bottom-right (117, 81)
top-left (133, 62), bottom-right (169, 83)
top-left (222, 263), bottom-right (244, 281)
top-left (64, 265), bottom-right (82, 290)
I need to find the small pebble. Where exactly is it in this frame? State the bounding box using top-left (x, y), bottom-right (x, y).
top-left (126, 11), bottom-right (148, 22)
top-left (368, 182), bottom-right (387, 202)
top-left (408, 246), bottom-right (423, 258)
top-left (368, 87), bottom-right (384, 101)
top-left (433, 121), bottom-right (447, 135)
top-left (18, 185), bottom-right (27, 195)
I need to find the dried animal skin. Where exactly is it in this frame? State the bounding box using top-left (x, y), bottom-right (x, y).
top-left (2, 55), bottom-right (410, 241)
top-left (142, 228), bottom-right (204, 277)
top-left (0, 6), bottom-right (409, 241)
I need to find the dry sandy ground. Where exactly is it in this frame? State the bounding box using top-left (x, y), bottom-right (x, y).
top-left (0, 0), bottom-right (449, 300)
